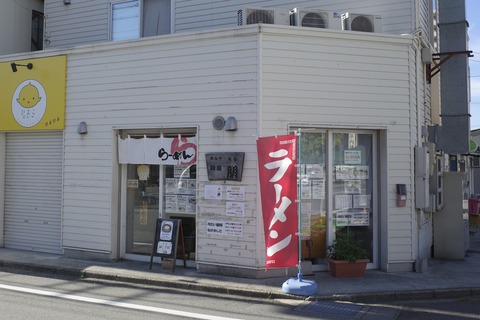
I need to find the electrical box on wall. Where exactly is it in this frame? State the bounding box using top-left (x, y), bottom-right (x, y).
top-left (425, 142), bottom-right (443, 213)
top-left (396, 184), bottom-right (407, 207)
top-left (415, 147), bottom-right (430, 209)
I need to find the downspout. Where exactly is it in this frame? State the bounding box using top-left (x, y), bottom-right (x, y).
top-left (413, 0), bottom-right (425, 272)
top-left (255, 25), bottom-right (264, 268)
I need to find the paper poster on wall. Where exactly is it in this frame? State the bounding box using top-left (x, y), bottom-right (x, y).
top-left (353, 194), bottom-right (371, 208)
top-left (226, 201), bottom-right (245, 217)
top-left (344, 180), bottom-right (361, 194)
top-left (165, 194), bottom-right (177, 212)
top-left (305, 164), bottom-right (324, 178)
top-left (206, 220), bottom-right (243, 236)
top-left (335, 212), bottom-right (350, 227)
top-left (335, 210), bottom-right (369, 227)
top-left (301, 179), bottom-right (312, 199)
top-left (335, 165), bottom-right (369, 180)
top-left (312, 179), bottom-right (325, 199)
top-left (351, 210), bottom-right (369, 226)
top-left (301, 203), bottom-right (312, 237)
top-left (226, 186), bottom-right (245, 201)
top-left (174, 165), bottom-right (190, 178)
top-left (205, 185), bottom-right (223, 200)
top-left (344, 150), bottom-right (362, 164)
top-left (127, 179), bottom-right (139, 188)
top-left (165, 195), bottom-right (196, 214)
top-left (140, 201), bottom-right (148, 225)
top-left (335, 194), bottom-right (352, 210)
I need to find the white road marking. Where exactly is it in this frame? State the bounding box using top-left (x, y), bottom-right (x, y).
top-left (0, 283), bottom-right (244, 320)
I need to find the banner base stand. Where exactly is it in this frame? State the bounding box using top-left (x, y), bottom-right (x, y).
top-left (282, 272), bottom-right (318, 296)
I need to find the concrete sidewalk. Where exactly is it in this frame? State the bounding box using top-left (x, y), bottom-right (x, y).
top-left (1, 229), bottom-right (480, 302)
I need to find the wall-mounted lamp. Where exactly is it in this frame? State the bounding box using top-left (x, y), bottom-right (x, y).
top-left (11, 62), bottom-right (33, 72)
top-left (225, 116), bottom-right (238, 131)
top-left (63, 0), bottom-right (71, 4)
top-left (77, 121), bottom-right (88, 135)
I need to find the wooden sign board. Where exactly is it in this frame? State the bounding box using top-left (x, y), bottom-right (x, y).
top-left (149, 218), bottom-right (186, 272)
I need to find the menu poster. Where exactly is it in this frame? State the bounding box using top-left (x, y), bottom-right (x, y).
top-left (166, 178), bottom-right (196, 195)
top-left (206, 220), bottom-right (243, 237)
top-left (335, 165), bottom-right (369, 180)
top-left (335, 211), bottom-right (369, 227)
top-left (165, 195), bottom-right (196, 214)
top-left (226, 201), bottom-right (245, 217)
top-left (226, 186), bottom-right (246, 201)
top-left (344, 180), bottom-right (361, 194)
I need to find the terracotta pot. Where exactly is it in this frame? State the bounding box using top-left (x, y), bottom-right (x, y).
top-left (328, 259), bottom-right (369, 278)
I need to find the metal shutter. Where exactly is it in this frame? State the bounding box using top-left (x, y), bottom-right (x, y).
top-left (4, 132), bottom-right (63, 254)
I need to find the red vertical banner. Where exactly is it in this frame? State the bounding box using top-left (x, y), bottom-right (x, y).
top-left (257, 134), bottom-right (298, 269)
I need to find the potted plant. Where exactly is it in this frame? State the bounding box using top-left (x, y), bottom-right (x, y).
top-left (327, 231), bottom-right (369, 278)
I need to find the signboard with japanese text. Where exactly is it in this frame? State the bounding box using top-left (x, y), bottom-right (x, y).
top-left (0, 56), bottom-right (66, 130)
top-left (257, 134), bottom-right (298, 269)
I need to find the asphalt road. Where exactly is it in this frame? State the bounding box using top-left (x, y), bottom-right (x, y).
top-left (1, 267), bottom-right (480, 320)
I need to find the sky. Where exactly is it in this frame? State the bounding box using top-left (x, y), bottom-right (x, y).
top-left (467, 0), bottom-right (480, 130)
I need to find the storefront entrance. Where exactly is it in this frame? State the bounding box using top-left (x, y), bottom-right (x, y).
top-left (295, 128), bottom-right (378, 270)
top-left (119, 129), bottom-right (197, 263)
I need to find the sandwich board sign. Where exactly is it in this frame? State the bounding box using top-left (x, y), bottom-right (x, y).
top-left (150, 218), bottom-right (185, 272)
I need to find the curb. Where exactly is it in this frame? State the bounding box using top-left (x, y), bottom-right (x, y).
top-left (2, 260), bottom-right (480, 303)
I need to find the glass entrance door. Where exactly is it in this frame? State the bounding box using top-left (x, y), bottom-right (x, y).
top-left (297, 129), bottom-right (377, 269)
top-left (331, 131), bottom-right (375, 264)
top-left (120, 130), bottom-right (198, 261)
top-left (125, 164), bottom-right (160, 255)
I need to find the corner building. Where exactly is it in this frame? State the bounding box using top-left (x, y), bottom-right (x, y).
top-left (0, 0), bottom-right (471, 278)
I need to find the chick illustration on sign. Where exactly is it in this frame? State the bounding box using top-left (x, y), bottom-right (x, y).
top-left (11, 80), bottom-right (47, 128)
top-left (16, 83), bottom-right (42, 108)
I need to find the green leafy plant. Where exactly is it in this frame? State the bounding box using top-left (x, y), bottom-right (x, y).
top-left (327, 232), bottom-right (368, 263)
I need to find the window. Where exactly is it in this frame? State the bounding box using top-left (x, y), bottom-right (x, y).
top-left (111, 0), bottom-right (141, 41)
top-left (31, 10), bottom-right (44, 51)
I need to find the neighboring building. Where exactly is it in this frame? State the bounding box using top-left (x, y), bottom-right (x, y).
top-left (0, 0), bottom-right (472, 277)
top-left (0, 0), bottom-right (44, 54)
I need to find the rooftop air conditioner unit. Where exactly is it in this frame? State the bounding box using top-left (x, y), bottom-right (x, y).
top-left (237, 7), bottom-right (289, 26)
top-left (341, 13), bottom-right (383, 33)
top-left (290, 8), bottom-right (342, 29)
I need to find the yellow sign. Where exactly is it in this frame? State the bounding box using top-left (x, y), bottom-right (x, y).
top-left (0, 56), bottom-right (66, 130)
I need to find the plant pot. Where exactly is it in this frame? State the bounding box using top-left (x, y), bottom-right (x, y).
top-left (328, 259), bottom-right (369, 278)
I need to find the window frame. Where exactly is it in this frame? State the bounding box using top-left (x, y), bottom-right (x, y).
top-left (109, 0), bottom-right (142, 41)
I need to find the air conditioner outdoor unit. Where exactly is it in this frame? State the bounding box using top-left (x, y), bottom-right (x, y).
top-left (237, 7), bottom-right (290, 26)
top-left (290, 8), bottom-right (342, 29)
top-left (341, 13), bottom-right (383, 33)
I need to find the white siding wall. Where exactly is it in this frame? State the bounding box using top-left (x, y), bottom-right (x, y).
top-left (44, 0), bottom-right (109, 48)
top-left (44, 1), bottom-right (433, 50)
top-left (63, 29), bottom-right (260, 259)
top-left (258, 26), bottom-right (416, 264)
